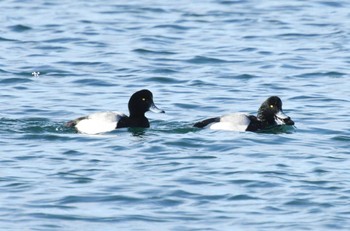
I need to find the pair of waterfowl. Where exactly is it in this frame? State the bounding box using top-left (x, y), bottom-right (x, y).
top-left (66, 89), bottom-right (294, 134)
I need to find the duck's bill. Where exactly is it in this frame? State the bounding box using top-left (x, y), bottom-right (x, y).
top-left (274, 111), bottom-right (294, 125)
top-left (149, 103), bottom-right (165, 113)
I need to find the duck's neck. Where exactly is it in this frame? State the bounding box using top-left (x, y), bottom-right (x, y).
top-left (129, 110), bottom-right (146, 119)
top-left (257, 112), bottom-right (275, 125)
top-left (117, 116), bottom-right (149, 128)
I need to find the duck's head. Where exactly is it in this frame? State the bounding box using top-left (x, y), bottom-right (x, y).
top-left (257, 96), bottom-right (294, 126)
top-left (128, 89), bottom-right (165, 116)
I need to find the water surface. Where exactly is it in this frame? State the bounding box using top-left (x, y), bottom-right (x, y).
top-left (1, 0), bottom-right (350, 230)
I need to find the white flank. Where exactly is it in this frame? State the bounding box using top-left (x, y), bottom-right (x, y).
top-left (75, 111), bottom-right (126, 135)
top-left (209, 113), bottom-right (250, 131)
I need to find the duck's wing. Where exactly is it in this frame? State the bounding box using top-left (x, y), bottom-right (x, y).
top-left (193, 117), bottom-right (220, 128)
top-left (65, 116), bottom-right (87, 128)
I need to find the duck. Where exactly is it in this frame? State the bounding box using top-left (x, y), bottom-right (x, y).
top-left (66, 89), bottom-right (164, 134)
top-left (193, 96), bottom-right (294, 132)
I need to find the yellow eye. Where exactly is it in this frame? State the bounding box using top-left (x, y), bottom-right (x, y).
top-left (142, 98), bottom-right (146, 101)
top-left (270, 105), bottom-right (274, 108)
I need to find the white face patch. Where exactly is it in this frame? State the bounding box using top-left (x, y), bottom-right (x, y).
top-left (274, 111), bottom-right (289, 125)
top-left (274, 117), bottom-right (285, 125)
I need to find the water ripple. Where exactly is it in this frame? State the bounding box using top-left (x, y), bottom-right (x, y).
top-left (186, 56), bottom-right (233, 64)
top-left (8, 24), bottom-right (32, 32)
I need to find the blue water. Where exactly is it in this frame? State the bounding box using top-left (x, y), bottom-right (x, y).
top-left (1, 0), bottom-right (350, 230)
